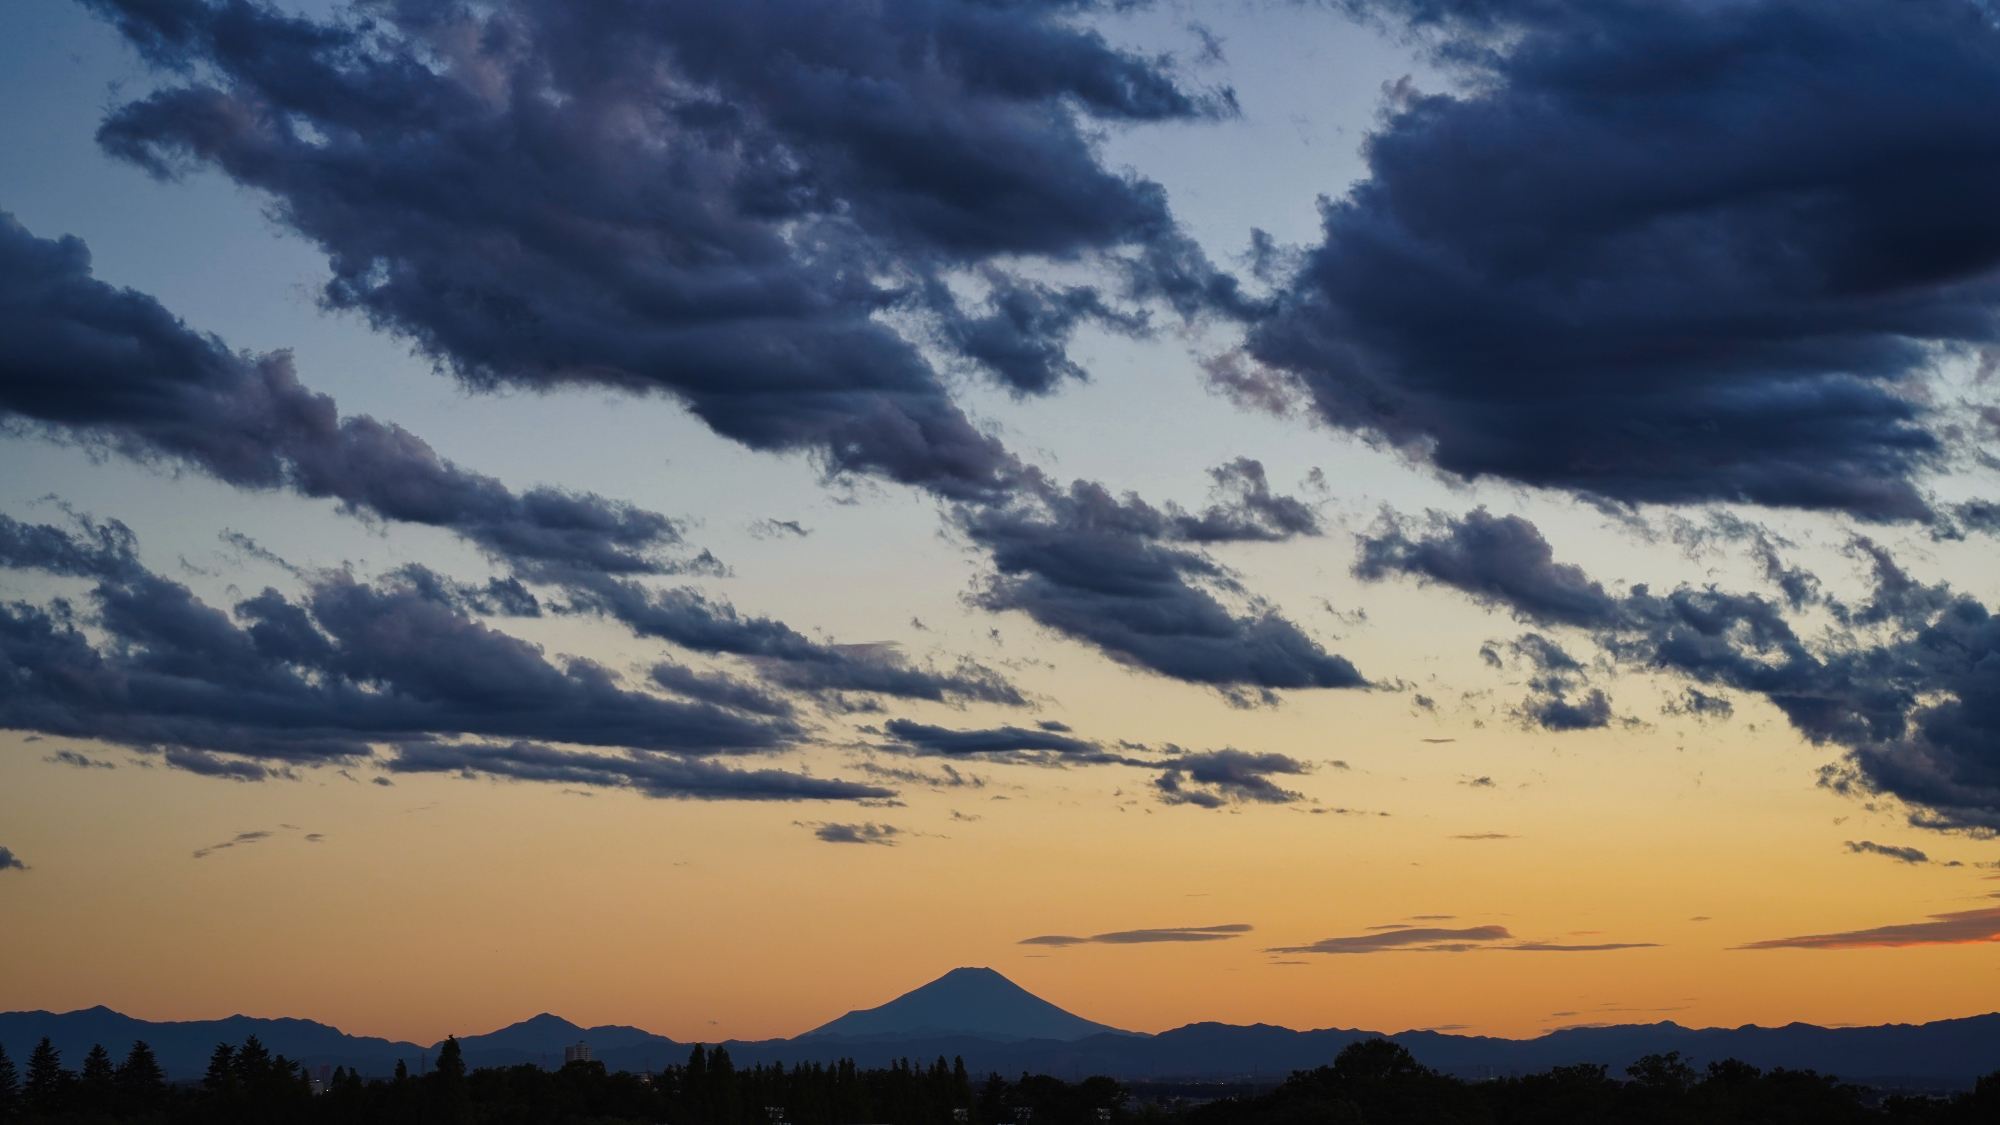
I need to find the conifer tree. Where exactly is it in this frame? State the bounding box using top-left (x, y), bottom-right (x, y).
top-left (78, 1044), bottom-right (114, 1113)
top-left (394, 1059), bottom-right (409, 1082)
top-left (116, 1040), bottom-right (168, 1113)
top-left (234, 1035), bottom-right (273, 1085)
top-left (434, 1036), bottom-right (466, 1081)
top-left (204, 1042), bottom-right (238, 1095)
top-left (0, 1041), bottom-right (18, 1123)
top-left (24, 1038), bottom-right (67, 1117)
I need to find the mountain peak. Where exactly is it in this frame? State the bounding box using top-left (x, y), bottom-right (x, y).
top-left (802, 967), bottom-right (1139, 1043)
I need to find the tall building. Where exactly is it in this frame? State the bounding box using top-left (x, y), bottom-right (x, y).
top-left (564, 1042), bottom-right (593, 1065)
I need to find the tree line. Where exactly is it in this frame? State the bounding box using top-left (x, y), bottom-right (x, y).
top-left (2, 1033), bottom-right (1998, 1124)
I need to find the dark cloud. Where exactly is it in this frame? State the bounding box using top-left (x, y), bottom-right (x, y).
top-left (1363, 508), bottom-right (2000, 831)
top-left (1662, 688), bottom-right (1734, 720)
top-left (1356, 509), bottom-right (1618, 628)
top-left (965, 474), bottom-right (1362, 700)
top-left (555, 573), bottom-right (1024, 705)
top-left (0, 515), bottom-right (909, 802)
top-left (0, 214), bottom-right (688, 575)
top-left (0, 846), bottom-right (25, 871)
top-left (878, 721), bottom-right (1312, 809)
top-left (939, 275), bottom-right (1149, 397)
top-left (1736, 903), bottom-right (2000, 950)
top-left (648, 661), bottom-right (797, 719)
top-left (1521, 686), bottom-right (1612, 732)
top-left (1245, 0), bottom-right (2000, 520)
top-left (1020, 924), bottom-right (1251, 946)
top-left (1845, 840), bottom-right (1930, 865)
top-left (883, 718), bottom-right (1107, 759)
top-left (389, 564), bottom-right (543, 619)
top-left (389, 742), bottom-right (891, 802)
top-left (1172, 459), bottom-right (1324, 544)
top-left (46, 749), bottom-right (116, 769)
top-left (806, 822), bottom-right (901, 845)
top-left (1501, 632), bottom-right (1613, 732)
top-left (60, 0), bottom-right (1357, 700)
top-left (1450, 833), bottom-right (1514, 840)
top-left (3, 213), bottom-right (1046, 711)
top-left (0, 506), bottom-right (145, 582)
top-left (82, 0), bottom-right (1234, 499)
top-left (1154, 748), bottom-right (1310, 806)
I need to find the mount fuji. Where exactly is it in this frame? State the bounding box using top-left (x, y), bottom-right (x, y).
top-left (800, 967), bottom-right (1143, 1043)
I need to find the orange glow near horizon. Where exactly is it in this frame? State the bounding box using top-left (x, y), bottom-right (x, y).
top-left (8, 686), bottom-right (2000, 1049)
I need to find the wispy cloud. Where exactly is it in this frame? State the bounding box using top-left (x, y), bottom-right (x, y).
top-left (1738, 903), bottom-right (2000, 950)
top-left (1845, 840), bottom-right (1932, 865)
top-left (1270, 924), bottom-right (1655, 955)
top-left (1022, 924), bottom-right (1252, 947)
top-left (804, 822), bottom-right (901, 846)
top-left (192, 830), bottom-right (273, 859)
top-left (45, 749), bottom-right (116, 769)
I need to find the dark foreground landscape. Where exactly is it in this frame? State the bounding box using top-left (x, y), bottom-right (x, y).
top-left (3, 1033), bottom-right (2000, 1125)
top-left (9, 972), bottom-right (2000, 1123)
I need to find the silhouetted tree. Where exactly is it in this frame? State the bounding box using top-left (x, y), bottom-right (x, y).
top-left (430, 1036), bottom-right (471, 1125)
top-left (234, 1036), bottom-right (274, 1086)
top-left (204, 1042), bottom-right (239, 1096)
top-left (80, 1043), bottom-right (116, 1114)
top-left (24, 1038), bottom-right (68, 1117)
top-left (1332, 1039), bottom-right (1430, 1083)
top-left (1625, 1051), bottom-right (1697, 1095)
top-left (0, 1042), bottom-right (19, 1124)
top-left (115, 1040), bottom-right (168, 1116)
top-left (434, 1038), bottom-right (465, 1082)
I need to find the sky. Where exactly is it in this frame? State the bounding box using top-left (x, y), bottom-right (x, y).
top-left (5, 0), bottom-right (2000, 1047)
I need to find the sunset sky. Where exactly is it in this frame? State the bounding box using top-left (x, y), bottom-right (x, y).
top-left (5, 0), bottom-right (2000, 1048)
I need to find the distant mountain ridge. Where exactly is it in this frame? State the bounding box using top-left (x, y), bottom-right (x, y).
top-left (0, 1006), bottom-right (425, 1081)
top-left (8, 970), bottom-right (2000, 1089)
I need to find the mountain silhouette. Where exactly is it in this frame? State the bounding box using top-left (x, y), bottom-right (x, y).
top-left (801, 967), bottom-right (1141, 1042)
top-left (444, 1012), bottom-right (680, 1068)
top-left (0, 1005), bottom-right (424, 1080)
top-left (12, 980), bottom-right (2000, 1088)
